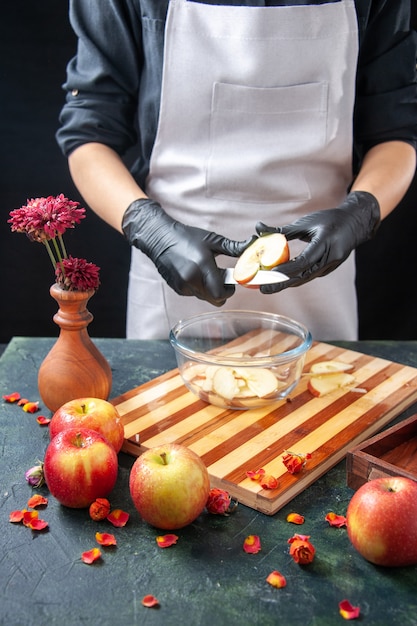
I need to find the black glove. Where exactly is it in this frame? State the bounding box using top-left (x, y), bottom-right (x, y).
top-left (122, 198), bottom-right (256, 306)
top-left (256, 191), bottom-right (380, 294)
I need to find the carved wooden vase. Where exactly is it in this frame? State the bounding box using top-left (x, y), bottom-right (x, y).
top-left (38, 283), bottom-right (112, 412)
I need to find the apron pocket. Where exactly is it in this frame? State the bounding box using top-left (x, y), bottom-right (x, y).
top-left (206, 81), bottom-right (328, 204)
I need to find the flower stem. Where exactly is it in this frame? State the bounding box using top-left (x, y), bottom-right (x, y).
top-left (43, 240), bottom-right (57, 269)
top-left (58, 234), bottom-right (68, 260)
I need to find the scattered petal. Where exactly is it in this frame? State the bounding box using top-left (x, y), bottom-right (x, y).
top-left (206, 488), bottom-right (238, 515)
top-left (339, 600), bottom-right (360, 620)
top-left (27, 517), bottom-right (49, 531)
top-left (22, 510), bottom-right (39, 527)
top-left (243, 535), bottom-right (262, 554)
top-left (266, 570), bottom-right (287, 589)
top-left (22, 510), bottom-right (48, 530)
top-left (282, 451), bottom-right (311, 475)
top-left (246, 468), bottom-right (266, 481)
top-left (27, 494), bottom-right (48, 508)
top-left (89, 498), bottom-right (111, 521)
top-left (95, 532), bottom-right (117, 546)
top-left (142, 595), bottom-right (159, 608)
top-left (36, 415), bottom-right (51, 426)
top-left (9, 509), bottom-right (25, 523)
top-left (81, 548), bottom-right (102, 564)
top-left (3, 392), bottom-right (21, 403)
top-left (288, 534), bottom-right (315, 564)
top-left (25, 463), bottom-right (45, 488)
top-left (325, 512), bottom-right (347, 528)
top-left (17, 398), bottom-right (30, 406)
top-left (107, 509), bottom-right (129, 527)
top-left (156, 534), bottom-right (179, 548)
top-left (286, 512), bottom-right (305, 525)
top-left (260, 474), bottom-right (279, 490)
top-left (22, 401), bottom-right (40, 414)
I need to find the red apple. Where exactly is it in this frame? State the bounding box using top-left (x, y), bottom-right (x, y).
top-left (49, 397), bottom-right (124, 453)
top-left (43, 428), bottom-right (118, 508)
top-left (129, 443), bottom-right (211, 530)
top-left (233, 233), bottom-right (289, 285)
top-left (346, 476), bottom-right (417, 567)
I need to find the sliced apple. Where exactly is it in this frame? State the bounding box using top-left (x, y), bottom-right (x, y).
top-left (234, 367), bottom-right (278, 398)
top-left (212, 367), bottom-right (241, 400)
top-left (309, 360), bottom-right (354, 375)
top-left (233, 233), bottom-right (289, 285)
top-left (307, 372), bottom-right (356, 397)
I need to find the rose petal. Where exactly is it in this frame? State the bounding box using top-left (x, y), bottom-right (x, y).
top-left (339, 600), bottom-right (360, 620)
top-left (27, 494), bottom-right (48, 508)
top-left (3, 392), bottom-right (21, 403)
top-left (243, 535), bottom-right (262, 554)
top-left (95, 532), bottom-right (117, 546)
top-left (286, 512), bottom-right (305, 525)
top-left (156, 534), bottom-right (179, 548)
top-left (17, 398), bottom-right (30, 406)
top-left (266, 570), bottom-right (287, 589)
top-left (325, 512), bottom-right (347, 528)
top-left (107, 509), bottom-right (129, 527)
top-left (142, 595), bottom-right (159, 608)
top-left (22, 510), bottom-right (38, 526)
top-left (9, 509), bottom-right (25, 523)
top-left (246, 468), bottom-right (266, 481)
top-left (81, 548), bottom-right (102, 564)
top-left (260, 474), bottom-right (279, 490)
top-left (22, 401), bottom-right (39, 413)
top-left (27, 518), bottom-right (48, 531)
top-left (36, 415), bottom-right (51, 425)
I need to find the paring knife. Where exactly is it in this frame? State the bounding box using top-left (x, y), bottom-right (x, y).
top-left (223, 267), bottom-right (289, 286)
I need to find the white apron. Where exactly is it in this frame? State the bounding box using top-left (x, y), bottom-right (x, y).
top-left (127, 0), bottom-right (359, 341)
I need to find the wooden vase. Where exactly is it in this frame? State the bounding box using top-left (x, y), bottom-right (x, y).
top-left (38, 283), bottom-right (112, 412)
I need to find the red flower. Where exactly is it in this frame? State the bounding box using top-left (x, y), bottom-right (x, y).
top-left (206, 488), bottom-right (237, 515)
top-left (8, 194), bottom-right (85, 242)
top-left (282, 451), bottom-right (311, 475)
top-left (9, 194), bottom-right (100, 293)
top-left (55, 256), bottom-right (100, 291)
top-left (288, 534), bottom-right (315, 564)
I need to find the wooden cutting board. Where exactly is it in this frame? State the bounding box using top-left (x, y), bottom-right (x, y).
top-left (112, 340), bottom-right (417, 515)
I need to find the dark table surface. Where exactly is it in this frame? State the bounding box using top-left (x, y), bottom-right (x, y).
top-left (1, 337), bottom-right (417, 626)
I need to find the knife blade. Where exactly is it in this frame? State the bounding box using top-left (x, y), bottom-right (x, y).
top-left (223, 267), bottom-right (289, 286)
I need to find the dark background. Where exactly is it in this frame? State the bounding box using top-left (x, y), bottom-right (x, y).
top-left (1, 1), bottom-right (416, 344)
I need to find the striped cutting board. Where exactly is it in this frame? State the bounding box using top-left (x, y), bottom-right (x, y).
top-left (112, 340), bottom-right (417, 515)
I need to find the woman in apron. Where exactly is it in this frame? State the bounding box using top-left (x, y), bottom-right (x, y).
top-left (57, 0), bottom-right (417, 341)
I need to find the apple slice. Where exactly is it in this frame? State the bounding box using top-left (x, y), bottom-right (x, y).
top-left (309, 360), bottom-right (354, 375)
top-left (233, 233), bottom-right (289, 285)
top-left (234, 367), bottom-right (278, 398)
top-left (307, 372), bottom-right (356, 397)
top-left (212, 367), bottom-right (241, 400)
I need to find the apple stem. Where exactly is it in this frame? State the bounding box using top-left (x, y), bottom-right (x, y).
top-left (160, 452), bottom-right (168, 465)
top-left (75, 432), bottom-right (85, 448)
top-left (81, 403), bottom-right (87, 414)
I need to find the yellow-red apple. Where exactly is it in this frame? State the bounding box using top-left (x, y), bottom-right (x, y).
top-left (129, 443), bottom-right (210, 529)
top-left (44, 428), bottom-right (118, 508)
top-left (346, 476), bottom-right (417, 566)
top-left (49, 397), bottom-right (124, 453)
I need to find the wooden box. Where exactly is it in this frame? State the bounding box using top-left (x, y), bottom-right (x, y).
top-left (346, 413), bottom-right (417, 490)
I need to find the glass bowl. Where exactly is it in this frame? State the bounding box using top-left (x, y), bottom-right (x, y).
top-left (169, 310), bottom-right (312, 410)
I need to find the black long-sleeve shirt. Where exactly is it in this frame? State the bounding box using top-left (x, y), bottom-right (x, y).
top-left (56, 0), bottom-right (417, 188)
